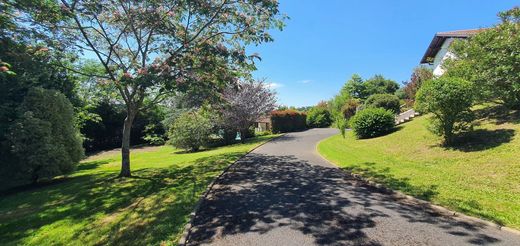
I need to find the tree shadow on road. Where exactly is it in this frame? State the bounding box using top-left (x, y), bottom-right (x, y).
top-left (187, 154), bottom-right (505, 245)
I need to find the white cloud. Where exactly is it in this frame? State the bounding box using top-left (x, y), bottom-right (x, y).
top-left (265, 82), bottom-right (284, 89)
top-left (298, 80), bottom-right (312, 84)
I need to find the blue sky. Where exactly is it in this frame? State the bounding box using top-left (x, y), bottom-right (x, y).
top-left (250, 0), bottom-right (519, 107)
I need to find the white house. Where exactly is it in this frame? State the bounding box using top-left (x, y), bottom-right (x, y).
top-left (420, 29), bottom-right (485, 76)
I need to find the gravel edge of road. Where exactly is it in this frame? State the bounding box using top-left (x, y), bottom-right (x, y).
top-left (314, 135), bottom-right (520, 237)
top-left (177, 134), bottom-right (286, 246)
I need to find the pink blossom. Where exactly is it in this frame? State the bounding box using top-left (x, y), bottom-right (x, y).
top-left (137, 68), bottom-right (148, 75)
top-left (123, 72), bottom-right (133, 79)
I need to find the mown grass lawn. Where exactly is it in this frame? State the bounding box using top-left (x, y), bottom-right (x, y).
top-left (318, 104), bottom-right (520, 229)
top-left (0, 135), bottom-right (277, 246)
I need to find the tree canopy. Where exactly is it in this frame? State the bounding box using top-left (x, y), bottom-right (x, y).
top-left (8, 0), bottom-right (285, 177)
top-left (446, 7), bottom-right (520, 109)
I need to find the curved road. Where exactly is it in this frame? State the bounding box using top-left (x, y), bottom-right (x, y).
top-left (186, 129), bottom-right (519, 245)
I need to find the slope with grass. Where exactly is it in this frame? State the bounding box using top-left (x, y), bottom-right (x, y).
top-left (318, 105), bottom-right (520, 229)
top-left (0, 135), bottom-right (277, 246)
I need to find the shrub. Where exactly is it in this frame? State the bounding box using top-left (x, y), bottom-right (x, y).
top-left (350, 108), bottom-right (395, 139)
top-left (168, 110), bottom-right (213, 152)
top-left (365, 93), bottom-right (401, 114)
top-left (255, 130), bottom-right (271, 136)
top-left (306, 107), bottom-right (332, 128)
top-left (271, 110), bottom-right (307, 133)
top-left (415, 77), bottom-right (474, 145)
top-left (335, 116), bottom-right (348, 138)
top-left (341, 99), bottom-right (360, 120)
top-left (6, 88), bottom-right (84, 184)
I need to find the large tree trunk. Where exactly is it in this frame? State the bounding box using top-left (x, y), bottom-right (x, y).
top-left (119, 109), bottom-right (136, 177)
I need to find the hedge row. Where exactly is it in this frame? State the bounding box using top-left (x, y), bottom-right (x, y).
top-left (271, 110), bottom-right (307, 133)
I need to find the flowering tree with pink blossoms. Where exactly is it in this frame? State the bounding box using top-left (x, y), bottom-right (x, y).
top-left (12, 0), bottom-right (285, 176)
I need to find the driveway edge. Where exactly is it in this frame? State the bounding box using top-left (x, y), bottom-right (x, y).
top-left (314, 135), bottom-right (520, 237)
top-left (177, 134), bottom-right (286, 246)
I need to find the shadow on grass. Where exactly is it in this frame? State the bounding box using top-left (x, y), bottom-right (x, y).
top-left (474, 104), bottom-right (520, 125)
top-left (447, 129), bottom-right (515, 152)
top-left (445, 198), bottom-right (505, 227)
top-left (0, 151), bottom-right (245, 245)
top-left (341, 162), bottom-right (438, 201)
top-left (76, 159), bottom-right (112, 171)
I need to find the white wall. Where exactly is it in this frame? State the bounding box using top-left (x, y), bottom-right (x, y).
top-left (432, 38), bottom-right (456, 76)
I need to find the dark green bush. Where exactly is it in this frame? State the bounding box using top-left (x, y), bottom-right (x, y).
top-left (168, 110), bottom-right (213, 152)
top-left (306, 107), bottom-right (332, 128)
top-left (6, 88), bottom-right (84, 184)
top-left (350, 108), bottom-right (395, 139)
top-left (365, 93), bottom-right (401, 114)
top-left (271, 110), bottom-right (307, 133)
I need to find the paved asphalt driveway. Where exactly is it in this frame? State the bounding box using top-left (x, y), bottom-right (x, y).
top-left (186, 129), bottom-right (519, 245)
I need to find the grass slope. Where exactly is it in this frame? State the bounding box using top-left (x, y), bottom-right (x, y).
top-left (0, 135), bottom-right (276, 246)
top-left (318, 105), bottom-right (520, 229)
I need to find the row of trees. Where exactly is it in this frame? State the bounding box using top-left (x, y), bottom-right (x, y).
top-left (1, 0), bottom-right (285, 187)
top-left (325, 74), bottom-right (403, 138)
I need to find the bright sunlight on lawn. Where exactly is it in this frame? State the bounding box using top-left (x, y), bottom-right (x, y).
top-left (318, 104), bottom-right (520, 229)
top-left (0, 135), bottom-right (276, 246)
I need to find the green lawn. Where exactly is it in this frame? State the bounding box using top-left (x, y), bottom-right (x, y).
top-left (318, 104), bottom-right (520, 229)
top-left (0, 135), bottom-right (276, 246)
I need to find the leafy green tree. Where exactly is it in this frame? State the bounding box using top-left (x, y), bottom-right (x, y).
top-left (364, 75), bottom-right (400, 96)
top-left (343, 74), bottom-right (368, 99)
top-left (168, 110), bottom-right (213, 152)
top-left (341, 74), bottom-right (399, 100)
top-left (365, 94), bottom-right (401, 114)
top-left (306, 106), bottom-right (332, 128)
top-left (12, 0), bottom-right (285, 176)
top-left (415, 77), bottom-right (474, 145)
top-left (446, 7), bottom-right (520, 109)
top-left (7, 88), bottom-right (83, 184)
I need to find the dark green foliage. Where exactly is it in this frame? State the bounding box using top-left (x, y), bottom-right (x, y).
top-left (343, 74), bottom-right (368, 99)
top-left (0, 38), bottom-right (81, 188)
top-left (306, 107), bottom-right (332, 128)
top-left (81, 101), bottom-right (166, 152)
top-left (168, 110), bottom-right (213, 152)
top-left (271, 110), bottom-right (307, 133)
top-left (350, 108), bottom-right (395, 139)
top-left (364, 75), bottom-right (400, 96)
top-left (6, 88), bottom-right (83, 184)
top-left (342, 74), bottom-right (400, 100)
top-left (365, 94), bottom-right (401, 114)
top-left (416, 77), bottom-right (475, 145)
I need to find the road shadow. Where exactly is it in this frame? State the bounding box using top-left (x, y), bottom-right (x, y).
top-left (187, 153), bottom-right (504, 245)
